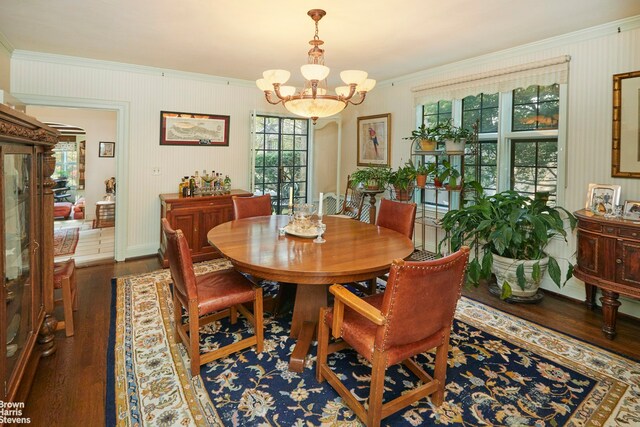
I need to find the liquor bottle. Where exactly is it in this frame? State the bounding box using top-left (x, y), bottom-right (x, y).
top-left (189, 176), bottom-right (196, 197)
top-left (182, 176), bottom-right (190, 197)
top-left (194, 170), bottom-right (200, 190)
top-left (178, 177), bottom-right (186, 197)
top-left (224, 175), bottom-right (231, 192)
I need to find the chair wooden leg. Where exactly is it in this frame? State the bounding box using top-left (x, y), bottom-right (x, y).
top-left (366, 278), bottom-right (377, 295)
top-left (230, 305), bottom-right (238, 324)
top-left (367, 350), bottom-right (386, 427)
top-left (71, 268), bottom-right (78, 311)
top-left (189, 302), bottom-right (201, 377)
top-left (254, 288), bottom-right (264, 353)
top-left (432, 336), bottom-right (450, 406)
top-left (173, 292), bottom-right (182, 343)
top-left (61, 277), bottom-right (74, 337)
top-left (316, 307), bottom-right (330, 382)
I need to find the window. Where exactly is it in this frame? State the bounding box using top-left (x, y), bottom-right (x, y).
top-left (253, 115), bottom-right (310, 214)
top-left (421, 83), bottom-right (562, 201)
top-left (53, 140), bottom-right (79, 188)
top-left (462, 93), bottom-right (499, 194)
top-left (422, 100), bottom-right (452, 126)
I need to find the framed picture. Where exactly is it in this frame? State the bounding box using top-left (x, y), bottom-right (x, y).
top-left (357, 113), bottom-right (391, 166)
top-left (585, 183), bottom-right (621, 215)
top-left (623, 200), bottom-right (640, 220)
top-left (160, 111), bottom-right (230, 146)
top-left (612, 70), bottom-right (640, 178)
top-left (98, 141), bottom-right (115, 158)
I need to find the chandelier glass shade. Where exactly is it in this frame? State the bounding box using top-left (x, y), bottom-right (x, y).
top-left (256, 9), bottom-right (375, 124)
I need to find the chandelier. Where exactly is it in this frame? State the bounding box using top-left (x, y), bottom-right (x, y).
top-left (256, 9), bottom-right (376, 124)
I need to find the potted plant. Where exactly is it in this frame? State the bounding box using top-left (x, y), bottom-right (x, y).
top-left (350, 165), bottom-right (391, 191)
top-left (402, 123), bottom-right (442, 151)
top-left (438, 159), bottom-right (462, 190)
top-left (438, 186), bottom-right (577, 300)
top-left (439, 120), bottom-right (474, 153)
top-left (415, 161), bottom-right (430, 188)
top-left (389, 161), bottom-right (416, 201)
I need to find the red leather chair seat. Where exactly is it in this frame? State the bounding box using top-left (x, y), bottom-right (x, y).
top-left (54, 202), bottom-right (73, 219)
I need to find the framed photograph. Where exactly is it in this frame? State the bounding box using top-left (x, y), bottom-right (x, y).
top-left (160, 111), bottom-right (230, 146)
top-left (98, 141), bottom-right (115, 158)
top-left (585, 183), bottom-right (621, 215)
top-left (623, 200), bottom-right (640, 220)
top-left (357, 113), bottom-right (391, 166)
top-left (611, 70), bottom-right (640, 177)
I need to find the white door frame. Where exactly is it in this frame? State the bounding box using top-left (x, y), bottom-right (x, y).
top-left (14, 94), bottom-right (129, 261)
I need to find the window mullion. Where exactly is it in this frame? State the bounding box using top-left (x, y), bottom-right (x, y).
top-left (497, 91), bottom-right (512, 191)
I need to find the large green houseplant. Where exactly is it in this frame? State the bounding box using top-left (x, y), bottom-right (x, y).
top-left (439, 185), bottom-right (577, 299)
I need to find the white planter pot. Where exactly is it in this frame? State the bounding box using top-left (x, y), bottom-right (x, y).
top-left (445, 139), bottom-right (465, 154)
top-left (491, 253), bottom-right (549, 297)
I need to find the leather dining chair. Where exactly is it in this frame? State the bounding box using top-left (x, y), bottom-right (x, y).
top-left (161, 218), bottom-right (264, 377)
top-left (232, 194), bottom-right (272, 220)
top-left (376, 198), bottom-right (417, 239)
top-left (356, 198), bottom-right (417, 294)
top-left (316, 247), bottom-right (470, 427)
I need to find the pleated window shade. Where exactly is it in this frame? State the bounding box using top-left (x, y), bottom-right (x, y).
top-left (412, 55), bottom-right (571, 106)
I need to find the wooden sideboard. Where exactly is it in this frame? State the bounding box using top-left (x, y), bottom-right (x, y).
top-left (574, 209), bottom-right (640, 339)
top-left (158, 190), bottom-right (252, 267)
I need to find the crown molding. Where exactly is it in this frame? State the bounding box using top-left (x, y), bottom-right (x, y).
top-left (0, 30), bottom-right (14, 53)
top-left (378, 14), bottom-right (640, 88)
top-left (10, 50), bottom-right (257, 88)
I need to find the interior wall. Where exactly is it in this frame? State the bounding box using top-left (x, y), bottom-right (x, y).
top-left (25, 106), bottom-right (116, 219)
top-left (0, 40), bottom-right (9, 92)
top-left (340, 18), bottom-right (640, 316)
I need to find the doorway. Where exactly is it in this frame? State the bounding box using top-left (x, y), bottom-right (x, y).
top-left (27, 106), bottom-right (118, 265)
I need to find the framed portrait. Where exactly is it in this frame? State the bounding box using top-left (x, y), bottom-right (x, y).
top-left (585, 183), bottom-right (621, 215)
top-left (357, 113), bottom-right (391, 166)
top-left (623, 200), bottom-right (640, 220)
top-left (160, 111), bottom-right (230, 146)
top-left (611, 70), bottom-right (640, 177)
top-left (98, 141), bottom-right (115, 158)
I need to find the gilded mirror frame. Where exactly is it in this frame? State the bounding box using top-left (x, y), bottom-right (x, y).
top-left (612, 70), bottom-right (640, 178)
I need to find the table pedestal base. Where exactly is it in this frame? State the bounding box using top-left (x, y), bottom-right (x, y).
top-left (288, 283), bottom-right (328, 372)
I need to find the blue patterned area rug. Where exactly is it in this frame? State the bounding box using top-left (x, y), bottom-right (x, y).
top-left (107, 259), bottom-right (640, 426)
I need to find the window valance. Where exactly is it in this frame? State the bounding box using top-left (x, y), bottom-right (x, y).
top-left (412, 55), bottom-right (571, 106)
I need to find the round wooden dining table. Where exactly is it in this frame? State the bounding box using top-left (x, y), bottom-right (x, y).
top-left (207, 214), bottom-right (414, 372)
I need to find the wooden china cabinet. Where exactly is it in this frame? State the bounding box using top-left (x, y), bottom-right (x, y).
top-left (158, 190), bottom-right (251, 267)
top-left (574, 209), bottom-right (640, 339)
top-left (1, 104), bottom-right (58, 403)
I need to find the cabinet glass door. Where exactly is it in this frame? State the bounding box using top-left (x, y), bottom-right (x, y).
top-left (3, 150), bottom-right (33, 388)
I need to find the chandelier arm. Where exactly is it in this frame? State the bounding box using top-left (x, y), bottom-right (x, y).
top-left (263, 91), bottom-right (283, 105)
top-left (273, 83), bottom-right (290, 102)
top-left (341, 84), bottom-right (357, 101)
top-left (347, 92), bottom-right (368, 106)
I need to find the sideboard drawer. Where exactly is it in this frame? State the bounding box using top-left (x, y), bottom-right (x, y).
top-left (618, 227), bottom-right (640, 239)
top-left (579, 221), bottom-right (602, 233)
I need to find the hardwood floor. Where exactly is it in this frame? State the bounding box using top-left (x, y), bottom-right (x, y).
top-left (23, 257), bottom-right (640, 426)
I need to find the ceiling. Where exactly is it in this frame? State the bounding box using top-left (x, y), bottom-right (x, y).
top-left (1, 1), bottom-right (640, 88)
